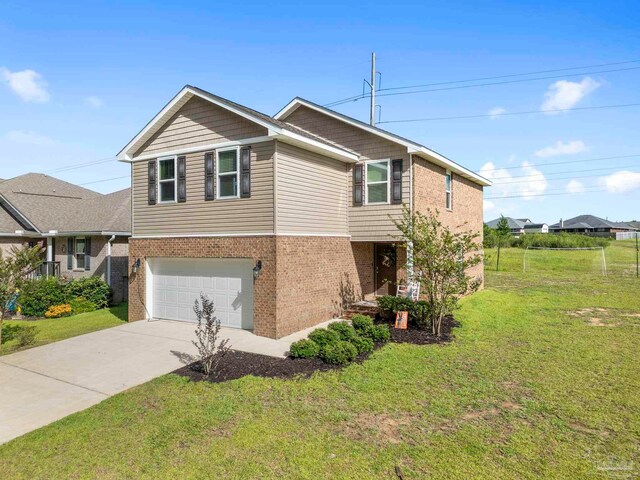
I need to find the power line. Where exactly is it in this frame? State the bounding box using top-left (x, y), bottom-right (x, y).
top-left (45, 156), bottom-right (118, 173)
top-left (78, 175), bottom-right (129, 186)
top-left (376, 102), bottom-right (640, 124)
top-left (489, 163), bottom-right (640, 183)
top-left (482, 154), bottom-right (640, 172)
top-left (325, 65), bottom-right (640, 107)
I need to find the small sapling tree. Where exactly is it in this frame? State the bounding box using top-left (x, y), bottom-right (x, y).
top-left (495, 215), bottom-right (512, 272)
top-left (394, 206), bottom-right (482, 337)
top-left (192, 293), bottom-right (231, 376)
top-left (0, 244), bottom-right (43, 351)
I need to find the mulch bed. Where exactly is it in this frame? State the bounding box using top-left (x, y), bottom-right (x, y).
top-left (173, 316), bottom-right (458, 384)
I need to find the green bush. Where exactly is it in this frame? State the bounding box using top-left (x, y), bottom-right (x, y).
top-left (19, 277), bottom-right (66, 317)
top-left (376, 295), bottom-right (431, 329)
top-left (65, 277), bottom-right (111, 309)
top-left (289, 339), bottom-right (320, 359)
top-left (364, 324), bottom-right (391, 343)
top-left (514, 233), bottom-right (610, 249)
top-left (328, 321), bottom-right (358, 342)
top-left (350, 335), bottom-right (374, 354)
top-left (16, 325), bottom-right (38, 347)
top-left (320, 340), bottom-right (358, 365)
top-left (308, 328), bottom-right (340, 349)
top-left (69, 297), bottom-right (98, 315)
top-left (351, 314), bottom-right (374, 332)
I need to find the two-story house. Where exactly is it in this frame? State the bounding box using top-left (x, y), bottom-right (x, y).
top-left (118, 86), bottom-right (490, 339)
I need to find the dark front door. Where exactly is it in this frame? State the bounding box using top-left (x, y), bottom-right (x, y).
top-left (375, 244), bottom-right (397, 296)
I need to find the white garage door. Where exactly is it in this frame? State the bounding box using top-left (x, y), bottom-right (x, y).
top-left (149, 257), bottom-right (253, 329)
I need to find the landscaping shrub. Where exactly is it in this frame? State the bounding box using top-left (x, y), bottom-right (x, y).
top-left (377, 296), bottom-right (432, 329)
top-left (65, 277), bottom-right (111, 309)
top-left (44, 304), bottom-right (72, 318)
top-left (351, 314), bottom-right (374, 332)
top-left (19, 277), bottom-right (66, 317)
top-left (328, 321), bottom-right (358, 342)
top-left (308, 328), bottom-right (340, 348)
top-left (320, 340), bottom-right (358, 365)
top-left (289, 339), bottom-right (320, 358)
top-left (350, 335), bottom-right (374, 354)
top-left (364, 324), bottom-right (391, 343)
top-left (16, 325), bottom-right (38, 347)
top-left (69, 297), bottom-right (98, 315)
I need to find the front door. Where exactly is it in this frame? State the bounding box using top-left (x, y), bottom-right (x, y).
top-left (374, 244), bottom-right (397, 296)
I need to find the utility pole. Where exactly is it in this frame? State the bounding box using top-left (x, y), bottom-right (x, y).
top-left (370, 52), bottom-right (376, 126)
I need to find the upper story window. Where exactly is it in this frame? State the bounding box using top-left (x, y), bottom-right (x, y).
top-left (75, 237), bottom-right (86, 269)
top-left (445, 170), bottom-right (452, 210)
top-left (216, 147), bottom-right (240, 199)
top-left (365, 159), bottom-right (390, 205)
top-left (158, 156), bottom-right (176, 203)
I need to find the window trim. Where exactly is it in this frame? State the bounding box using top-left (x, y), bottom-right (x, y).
top-left (445, 170), bottom-right (452, 210)
top-left (364, 159), bottom-right (391, 205)
top-left (157, 155), bottom-right (177, 204)
top-left (75, 236), bottom-right (86, 270)
top-left (215, 146), bottom-right (241, 200)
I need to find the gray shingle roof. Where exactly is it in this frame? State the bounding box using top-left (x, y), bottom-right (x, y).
top-left (549, 214), bottom-right (635, 230)
top-left (486, 217), bottom-right (526, 230)
top-left (0, 173), bottom-right (130, 234)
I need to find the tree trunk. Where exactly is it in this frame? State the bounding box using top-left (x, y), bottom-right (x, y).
top-left (496, 240), bottom-right (501, 272)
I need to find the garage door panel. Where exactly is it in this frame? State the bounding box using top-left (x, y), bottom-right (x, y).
top-left (150, 258), bottom-right (253, 329)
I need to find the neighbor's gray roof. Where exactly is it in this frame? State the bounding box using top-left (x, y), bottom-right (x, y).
top-left (0, 173), bottom-right (130, 235)
top-left (549, 214), bottom-right (634, 231)
top-left (486, 217), bottom-right (526, 230)
top-left (523, 223), bottom-right (547, 229)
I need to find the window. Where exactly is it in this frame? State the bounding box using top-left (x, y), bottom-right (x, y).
top-left (216, 147), bottom-right (239, 199)
top-left (365, 160), bottom-right (390, 204)
top-left (445, 170), bottom-right (452, 210)
top-left (75, 237), bottom-right (86, 269)
top-left (158, 157), bottom-right (176, 202)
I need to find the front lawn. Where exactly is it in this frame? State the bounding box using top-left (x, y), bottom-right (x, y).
top-left (0, 244), bottom-right (638, 479)
top-left (1, 303), bottom-right (128, 356)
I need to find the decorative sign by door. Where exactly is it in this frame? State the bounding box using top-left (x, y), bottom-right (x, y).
top-left (395, 311), bottom-right (408, 329)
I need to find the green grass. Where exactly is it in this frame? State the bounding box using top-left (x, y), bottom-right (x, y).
top-left (0, 243), bottom-right (639, 479)
top-left (0, 303), bottom-right (128, 356)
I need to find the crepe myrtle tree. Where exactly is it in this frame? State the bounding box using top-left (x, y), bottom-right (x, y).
top-left (0, 244), bottom-right (43, 350)
top-left (192, 293), bottom-right (231, 376)
top-left (394, 206), bottom-right (482, 337)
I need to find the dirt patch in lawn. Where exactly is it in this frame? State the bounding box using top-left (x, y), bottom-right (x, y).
top-left (174, 317), bottom-right (457, 384)
top-left (568, 308), bottom-right (623, 327)
top-left (341, 412), bottom-right (419, 445)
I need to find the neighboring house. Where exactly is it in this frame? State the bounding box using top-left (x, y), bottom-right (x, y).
top-left (0, 174), bottom-right (131, 303)
top-left (486, 217), bottom-right (548, 235)
top-left (118, 85), bottom-right (490, 339)
top-left (549, 215), bottom-right (636, 235)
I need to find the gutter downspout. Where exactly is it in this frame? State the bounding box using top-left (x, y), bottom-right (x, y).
top-left (106, 235), bottom-right (116, 286)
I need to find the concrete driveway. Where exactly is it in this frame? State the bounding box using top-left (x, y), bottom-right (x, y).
top-left (0, 319), bottom-right (295, 445)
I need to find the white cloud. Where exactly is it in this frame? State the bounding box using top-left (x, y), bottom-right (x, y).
top-left (480, 160), bottom-right (548, 201)
top-left (534, 140), bottom-right (587, 158)
top-left (488, 107), bottom-right (506, 120)
top-left (483, 199), bottom-right (495, 213)
top-left (4, 130), bottom-right (56, 146)
top-left (541, 77), bottom-right (600, 114)
top-left (0, 67), bottom-right (49, 103)
top-left (566, 179), bottom-right (585, 193)
top-left (85, 96), bottom-right (103, 108)
top-left (600, 171), bottom-right (640, 194)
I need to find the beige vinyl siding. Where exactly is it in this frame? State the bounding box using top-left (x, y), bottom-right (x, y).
top-left (134, 96), bottom-right (268, 157)
top-left (285, 105), bottom-right (410, 241)
top-left (132, 141), bottom-right (275, 236)
top-left (275, 141), bottom-right (348, 235)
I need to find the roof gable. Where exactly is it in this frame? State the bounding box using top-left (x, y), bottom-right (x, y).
top-left (274, 97), bottom-right (491, 187)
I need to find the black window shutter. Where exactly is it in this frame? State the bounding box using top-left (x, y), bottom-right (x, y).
top-left (85, 237), bottom-right (91, 271)
top-left (147, 160), bottom-right (157, 205)
top-left (353, 163), bottom-right (364, 206)
top-left (204, 153), bottom-right (215, 200)
top-left (177, 156), bottom-right (187, 203)
top-left (240, 146), bottom-right (251, 198)
top-left (67, 238), bottom-right (73, 270)
top-left (391, 159), bottom-right (403, 204)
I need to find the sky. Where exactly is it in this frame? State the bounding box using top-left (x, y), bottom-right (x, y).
top-left (1, 0), bottom-right (639, 223)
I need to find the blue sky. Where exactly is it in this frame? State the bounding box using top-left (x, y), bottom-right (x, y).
top-left (1, 0), bottom-right (639, 223)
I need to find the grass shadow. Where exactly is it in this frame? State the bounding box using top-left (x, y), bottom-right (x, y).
top-left (107, 303), bottom-right (129, 322)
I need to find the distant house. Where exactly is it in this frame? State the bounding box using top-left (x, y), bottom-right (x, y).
top-left (485, 217), bottom-right (548, 235)
top-left (549, 215), bottom-right (636, 235)
top-left (0, 173), bottom-right (131, 303)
